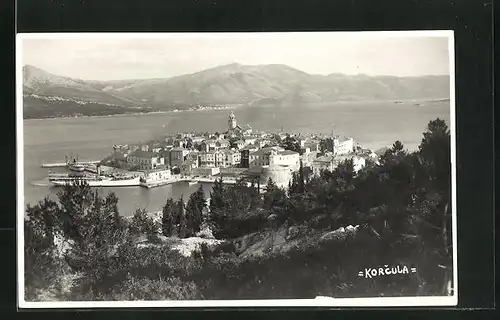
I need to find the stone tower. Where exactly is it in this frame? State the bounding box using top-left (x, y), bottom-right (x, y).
top-left (228, 111), bottom-right (237, 131)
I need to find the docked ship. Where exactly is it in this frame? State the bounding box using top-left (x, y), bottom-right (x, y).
top-left (49, 172), bottom-right (141, 187)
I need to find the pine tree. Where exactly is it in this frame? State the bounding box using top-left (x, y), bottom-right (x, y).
top-left (24, 198), bottom-right (62, 299)
top-left (298, 160), bottom-right (305, 193)
top-left (185, 185), bottom-right (205, 234)
top-left (177, 196), bottom-right (186, 238)
top-left (56, 180), bottom-right (94, 241)
top-left (264, 178), bottom-right (278, 209)
top-left (209, 178), bottom-right (226, 231)
top-left (418, 118), bottom-right (451, 194)
top-left (161, 198), bottom-right (175, 237)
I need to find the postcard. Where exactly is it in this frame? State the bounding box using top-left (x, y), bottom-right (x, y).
top-left (17, 31), bottom-right (457, 308)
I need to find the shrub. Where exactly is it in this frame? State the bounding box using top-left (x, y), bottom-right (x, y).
top-left (107, 274), bottom-right (199, 300)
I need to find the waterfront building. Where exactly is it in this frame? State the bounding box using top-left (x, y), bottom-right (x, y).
top-left (127, 150), bottom-right (165, 170)
top-left (169, 147), bottom-right (190, 168)
top-left (142, 168), bottom-right (172, 183)
top-left (240, 144), bottom-right (259, 168)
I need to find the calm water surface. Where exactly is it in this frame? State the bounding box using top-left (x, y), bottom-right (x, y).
top-left (23, 101), bottom-right (450, 216)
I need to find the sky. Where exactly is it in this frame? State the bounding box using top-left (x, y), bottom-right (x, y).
top-left (20, 32), bottom-right (451, 81)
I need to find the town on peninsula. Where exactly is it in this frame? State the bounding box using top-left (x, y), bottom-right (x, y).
top-left (46, 110), bottom-right (379, 191)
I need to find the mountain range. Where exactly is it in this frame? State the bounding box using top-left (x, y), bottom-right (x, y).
top-left (22, 63), bottom-right (450, 119)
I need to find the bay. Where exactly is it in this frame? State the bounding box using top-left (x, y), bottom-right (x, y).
top-left (22, 101), bottom-right (450, 216)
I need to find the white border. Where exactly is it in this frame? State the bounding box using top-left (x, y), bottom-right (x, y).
top-left (16, 31), bottom-right (457, 309)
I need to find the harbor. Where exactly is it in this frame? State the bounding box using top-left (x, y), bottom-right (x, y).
top-left (41, 159), bottom-right (251, 190)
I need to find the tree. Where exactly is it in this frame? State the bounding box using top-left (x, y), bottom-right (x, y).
top-left (24, 198), bottom-right (63, 300)
top-left (298, 160), bottom-right (305, 193)
top-left (186, 186), bottom-right (206, 235)
top-left (209, 178), bottom-right (226, 223)
top-left (162, 198), bottom-right (176, 237)
top-left (418, 118), bottom-right (451, 194)
top-left (177, 196), bottom-right (187, 238)
top-left (380, 140), bottom-right (407, 166)
top-left (280, 135), bottom-right (303, 155)
top-left (56, 180), bottom-right (94, 241)
top-left (57, 186), bottom-right (129, 294)
top-left (130, 208), bottom-right (157, 236)
top-left (417, 119), bottom-right (452, 269)
top-left (319, 138), bottom-right (333, 154)
top-left (263, 178), bottom-right (288, 213)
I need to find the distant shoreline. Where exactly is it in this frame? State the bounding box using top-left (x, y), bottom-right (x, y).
top-left (23, 98), bottom-right (450, 121)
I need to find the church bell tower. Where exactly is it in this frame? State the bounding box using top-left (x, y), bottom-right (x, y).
top-left (228, 111), bottom-right (237, 131)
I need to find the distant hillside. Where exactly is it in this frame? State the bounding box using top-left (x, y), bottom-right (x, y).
top-left (22, 64), bottom-right (450, 119)
top-left (23, 95), bottom-right (155, 119)
top-left (23, 65), bottom-right (138, 107)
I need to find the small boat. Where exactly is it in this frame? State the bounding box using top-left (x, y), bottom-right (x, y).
top-left (188, 180), bottom-right (199, 186)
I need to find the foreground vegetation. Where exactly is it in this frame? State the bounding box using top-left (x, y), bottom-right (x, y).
top-left (24, 119), bottom-right (452, 301)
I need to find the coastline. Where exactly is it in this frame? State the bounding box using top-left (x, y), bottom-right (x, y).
top-left (22, 98), bottom-right (449, 121)
top-left (22, 105), bottom-right (243, 121)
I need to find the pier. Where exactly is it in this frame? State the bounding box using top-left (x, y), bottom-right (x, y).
top-left (41, 160), bottom-right (101, 168)
top-left (139, 176), bottom-right (247, 189)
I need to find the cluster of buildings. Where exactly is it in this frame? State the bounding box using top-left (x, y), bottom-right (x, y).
top-left (108, 111), bottom-right (379, 189)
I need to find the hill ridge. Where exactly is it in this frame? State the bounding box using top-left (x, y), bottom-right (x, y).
top-left (22, 63), bottom-right (450, 119)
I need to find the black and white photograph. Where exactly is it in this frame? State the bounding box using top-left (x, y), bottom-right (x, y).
top-left (17, 31), bottom-right (456, 308)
